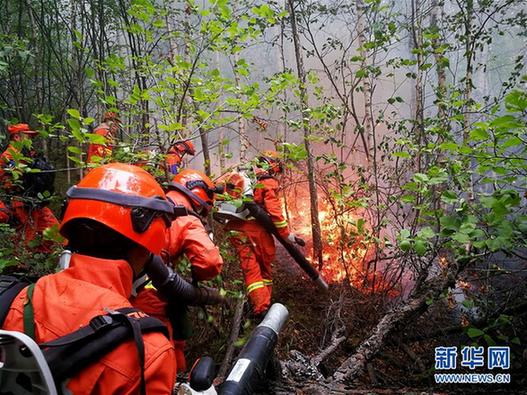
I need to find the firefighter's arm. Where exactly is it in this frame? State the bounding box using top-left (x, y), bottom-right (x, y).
top-left (181, 216), bottom-right (223, 281)
top-left (261, 178), bottom-right (290, 239)
top-left (168, 216), bottom-right (223, 282)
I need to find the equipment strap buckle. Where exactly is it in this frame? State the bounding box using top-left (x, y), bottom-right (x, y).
top-left (89, 315), bottom-right (114, 331)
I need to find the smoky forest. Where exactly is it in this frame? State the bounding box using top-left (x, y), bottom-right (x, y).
top-left (0, 0), bottom-right (526, 393)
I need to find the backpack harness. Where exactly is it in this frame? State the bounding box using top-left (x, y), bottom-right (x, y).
top-left (0, 274), bottom-right (168, 395)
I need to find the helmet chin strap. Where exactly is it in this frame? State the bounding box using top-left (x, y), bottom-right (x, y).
top-left (168, 182), bottom-right (210, 215)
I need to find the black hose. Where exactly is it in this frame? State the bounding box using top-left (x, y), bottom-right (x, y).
top-left (145, 256), bottom-right (226, 306)
top-left (245, 202), bottom-right (328, 291)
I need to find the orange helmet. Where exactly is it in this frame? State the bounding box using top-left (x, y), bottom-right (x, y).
top-left (172, 140), bottom-right (196, 156)
top-left (170, 169), bottom-right (217, 215)
top-left (216, 172), bottom-right (247, 199)
top-left (60, 163), bottom-right (174, 255)
top-left (257, 150), bottom-right (284, 174)
top-left (7, 123), bottom-right (38, 136)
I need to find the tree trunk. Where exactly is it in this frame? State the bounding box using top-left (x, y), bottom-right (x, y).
top-left (410, 0), bottom-right (425, 172)
top-left (462, 0), bottom-right (474, 144)
top-left (356, 0), bottom-right (372, 157)
top-left (287, 0), bottom-right (324, 270)
top-left (233, 51), bottom-right (249, 162)
top-left (431, 0), bottom-right (446, 123)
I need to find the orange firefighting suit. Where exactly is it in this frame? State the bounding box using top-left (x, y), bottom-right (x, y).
top-left (226, 174), bottom-right (290, 315)
top-left (87, 122), bottom-right (115, 163)
top-left (0, 145), bottom-right (58, 250)
top-left (0, 200), bottom-right (9, 222)
top-left (131, 189), bottom-right (223, 371)
top-left (2, 253), bottom-right (177, 394)
top-left (165, 148), bottom-right (184, 175)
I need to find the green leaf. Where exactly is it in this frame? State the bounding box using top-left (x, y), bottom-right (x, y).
top-left (462, 299), bottom-right (474, 308)
top-left (67, 109), bottom-right (81, 119)
top-left (483, 334), bottom-right (496, 346)
top-left (399, 239), bottom-right (411, 252)
top-left (470, 127), bottom-right (489, 141)
top-left (417, 227), bottom-right (435, 240)
top-left (467, 327), bottom-right (484, 338)
top-left (393, 151), bottom-right (411, 159)
top-left (414, 239), bottom-right (427, 256)
top-left (441, 191), bottom-right (458, 205)
top-left (413, 173), bottom-right (429, 183)
top-left (504, 89), bottom-right (527, 112)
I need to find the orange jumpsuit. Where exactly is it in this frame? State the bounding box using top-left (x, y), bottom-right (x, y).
top-left (165, 148), bottom-right (184, 175)
top-left (226, 174), bottom-right (290, 315)
top-left (0, 200), bottom-right (9, 222)
top-left (87, 122), bottom-right (115, 163)
top-left (132, 189), bottom-right (223, 371)
top-left (0, 145), bottom-right (58, 251)
top-left (2, 253), bottom-right (177, 394)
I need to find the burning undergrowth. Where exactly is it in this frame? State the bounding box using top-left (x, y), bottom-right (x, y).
top-left (282, 177), bottom-right (398, 295)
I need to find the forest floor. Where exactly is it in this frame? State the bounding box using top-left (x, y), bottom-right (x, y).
top-left (185, 244), bottom-right (527, 394)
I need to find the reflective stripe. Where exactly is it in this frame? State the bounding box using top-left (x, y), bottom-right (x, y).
top-left (246, 281), bottom-right (265, 294)
top-left (263, 279), bottom-right (273, 286)
top-left (273, 220), bottom-right (288, 228)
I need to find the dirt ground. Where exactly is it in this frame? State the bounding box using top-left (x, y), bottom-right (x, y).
top-left (185, 243), bottom-right (527, 394)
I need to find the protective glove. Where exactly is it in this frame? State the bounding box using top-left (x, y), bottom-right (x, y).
top-left (288, 233), bottom-right (306, 247)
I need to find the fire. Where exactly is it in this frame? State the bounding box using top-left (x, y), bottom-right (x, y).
top-left (284, 184), bottom-right (384, 293)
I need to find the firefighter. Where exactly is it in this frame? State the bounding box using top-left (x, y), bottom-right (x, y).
top-left (1, 163), bottom-right (177, 393)
top-left (0, 123), bottom-right (58, 251)
top-left (165, 139), bottom-right (196, 175)
top-left (86, 111), bottom-right (121, 163)
top-left (225, 151), bottom-right (304, 318)
top-left (132, 168), bottom-right (223, 372)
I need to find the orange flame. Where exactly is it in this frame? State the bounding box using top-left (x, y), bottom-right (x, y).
top-left (285, 185), bottom-right (388, 293)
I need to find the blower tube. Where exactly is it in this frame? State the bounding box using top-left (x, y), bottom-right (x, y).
top-left (145, 255), bottom-right (226, 306)
top-left (245, 203), bottom-right (329, 291)
top-left (219, 303), bottom-right (289, 395)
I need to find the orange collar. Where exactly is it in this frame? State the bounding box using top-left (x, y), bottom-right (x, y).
top-left (67, 253), bottom-right (134, 298)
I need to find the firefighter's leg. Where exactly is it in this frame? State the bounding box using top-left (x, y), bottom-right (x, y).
top-left (167, 300), bottom-right (192, 373)
top-left (172, 340), bottom-right (187, 372)
top-left (257, 231), bottom-right (276, 304)
top-left (230, 232), bottom-right (270, 315)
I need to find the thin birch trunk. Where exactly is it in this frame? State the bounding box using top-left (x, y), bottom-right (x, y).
top-left (233, 51), bottom-right (248, 162)
top-left (287, 0), bottom-right (324, 269)
top-left (356, 0), bottom-right (372, 157)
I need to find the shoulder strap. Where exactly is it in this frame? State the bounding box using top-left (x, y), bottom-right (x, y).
top-left (0, 275), bottom-right (30, 327)
top-left (23, 283), bottom-right (36, 339)
top-left (167, 182), bottom-right (209, 214)
top-left (42, 307), bottom-right (168, 395)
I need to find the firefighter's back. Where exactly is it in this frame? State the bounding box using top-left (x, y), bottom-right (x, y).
top-left (2, 255), bottom-right (176, 395)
